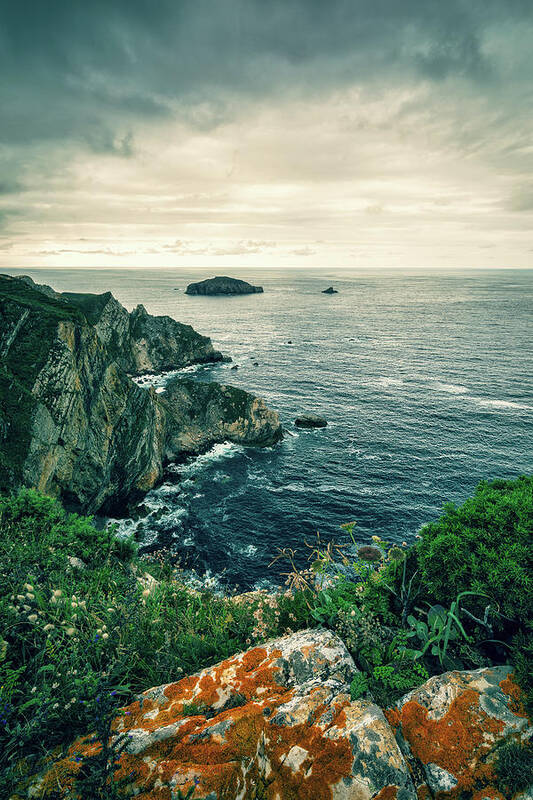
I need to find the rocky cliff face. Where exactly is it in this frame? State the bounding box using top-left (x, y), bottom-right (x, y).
top-left (0, 275), bottom-right (281, 512)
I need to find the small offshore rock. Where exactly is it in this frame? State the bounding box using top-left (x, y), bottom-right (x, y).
top-left (295, 413), bottom-right (328, 428)
top-left (185, 276), bottom-right (264, 295)
top-left (322, 286), bottom-right (338, 294)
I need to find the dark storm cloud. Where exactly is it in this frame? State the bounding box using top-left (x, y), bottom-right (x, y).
top-left (1, 0), bottom-right (531, 149)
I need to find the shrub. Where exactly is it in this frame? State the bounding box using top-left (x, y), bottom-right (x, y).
top-left (415, 476), bottom-right (532, 627)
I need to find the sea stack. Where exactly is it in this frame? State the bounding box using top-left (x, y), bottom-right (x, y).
top-left (322, 287), bottom-right (338, 294)
top-left (185, 276), bottom-right (264, 296)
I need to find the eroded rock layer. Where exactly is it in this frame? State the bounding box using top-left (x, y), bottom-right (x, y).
top-left (0, 275), bottom-right (281, 511)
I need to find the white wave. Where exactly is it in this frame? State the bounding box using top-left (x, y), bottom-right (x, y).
top-left (377, 377), bottom-right (405, 387)
top-left (471, 398), bottom-right (533, 412)
top-left (178, 442), bottom-right (241, 478)
top-left (432, 382), bottom-right (469, 395)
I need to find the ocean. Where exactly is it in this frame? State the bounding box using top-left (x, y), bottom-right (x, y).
top-left (6, 267), bottom-right (533, 590)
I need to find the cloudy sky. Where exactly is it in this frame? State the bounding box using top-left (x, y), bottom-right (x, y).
top-left (1, 0), bottom-right (532, 269)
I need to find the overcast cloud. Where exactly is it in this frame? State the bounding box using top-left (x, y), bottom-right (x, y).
top-left (1, 0), bottom-right (532, 268)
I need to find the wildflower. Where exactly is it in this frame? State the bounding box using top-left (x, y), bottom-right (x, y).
top-left (65, 627), bottom-right (76, 636)
top-left (28, 614), bottom-right (38, 623)
top-left (371, 535), bottom-right (381, 542)
top-left (52, 683), bottom-right (59, 689)
top-left (43, 624), bottom-right (54, 632)
top-left (102, 632), bottom-right (109, 640)
top-left (107, 607), bottom-right (115, 613)
top-left (52, 703), bottom-right (59, 710)
top-left (402, 541), bottom-right (408, 547)
top-left (23, 604), bottom-right (31, 612)
top-left (26, 592), bottom-right (35, 600)
top-left (16, 594), bottom-right (25, 602)
top-left (96, 628), bottom-right (102, 635)
top-left (142, 588), bottom-right (150, 598)
top-left (24, 583), bottom-right (34, 592)
top-left (31, 687), bottom-right (37, 694)
top-left (52, 589), bottom-right (63, 598)
top-left (388, 546), bottom-right (405, 562)
top-left (71, 602), bottom-right (78, 608)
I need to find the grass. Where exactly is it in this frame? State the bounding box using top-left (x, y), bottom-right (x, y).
top-left (0, 489), bottom-right (306, 795)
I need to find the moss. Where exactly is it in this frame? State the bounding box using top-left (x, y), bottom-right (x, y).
top-left (494, 739), bottom-right (533, 796)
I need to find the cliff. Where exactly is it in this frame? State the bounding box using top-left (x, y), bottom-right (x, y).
top-left (0, 275), bottom-right (281, 512)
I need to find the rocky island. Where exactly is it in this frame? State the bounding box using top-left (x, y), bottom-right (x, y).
top-left (185, 275), bottom-right (264, 295)
top-left (0, 274), bottom-right (281, 513)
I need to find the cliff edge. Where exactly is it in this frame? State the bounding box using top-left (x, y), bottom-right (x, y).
top-left (0, 275), bottom-right (281, 512)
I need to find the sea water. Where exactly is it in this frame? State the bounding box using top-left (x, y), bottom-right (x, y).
top-left (7, 267), bottom-right (532, 589)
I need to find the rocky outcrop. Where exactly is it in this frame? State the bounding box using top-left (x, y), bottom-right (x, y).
top-left (387, 666), bottom-right (532, 799)
top-left (0, 275), bottom-right (281, 511)
top-left (30, 630), bottom-right (416, 800)
top-left (295, 413), bottom-right (327, 428)
top-left (27, 633), bottom-right (532, 799)
top-left (322, 287), bottom-right (338, 294)
top-left (60, 290), bottom-right (223, 374)
top-left (163, 378), bottom-right (283, 457)
top-left (185, 276), bottom-right (264, 295)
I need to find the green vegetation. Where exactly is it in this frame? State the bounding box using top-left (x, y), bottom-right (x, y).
top-left (0, 476), bottom-right (531, 797)
top-left (0, 489), bottom-right (304, 795)
top-left (494, 739), bottom-right (533, 795)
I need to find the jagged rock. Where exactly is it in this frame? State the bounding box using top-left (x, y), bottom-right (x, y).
top-left (185, 276), bottom-right (264, 295)
top-left (0, 275), bottom-right (281, 511)
top-left (59, 291), bottom-right (223, 374)
top-left (295, 414), bottom-right (327, 428)
top-left (387, 665), bottom-right (532, 799)
top-left (162, 379), bottom-right (283, 454)
top-left (30, 630), bottom-right (417, 800)
top-left (322, 287), bottom-right (338, 294)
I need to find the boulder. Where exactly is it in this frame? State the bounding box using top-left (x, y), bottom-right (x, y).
top-left (295, 414), bottom-right (327, 428)
top-left (387, 666), bottom-right (532, 799)
top-left (31, 630), bottom-right (417, 800)
top-left (322, 287), bottom-right (338, 294)
top-left (185, 276), bottom-right (264, 296)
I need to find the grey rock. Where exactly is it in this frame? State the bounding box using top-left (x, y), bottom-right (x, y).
top-left (0, 275), bottom-right (281, 511)
top-left (295, 413), bottom-right (328, 428)
top-left (185, 276), bottom-right (264, 295)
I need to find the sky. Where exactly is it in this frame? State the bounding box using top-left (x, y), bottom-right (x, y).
top-left (0, 0), bottom-right (532, 270)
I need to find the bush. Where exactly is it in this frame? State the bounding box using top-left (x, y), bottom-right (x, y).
top-left (415, 476), bottom-right (532, 627)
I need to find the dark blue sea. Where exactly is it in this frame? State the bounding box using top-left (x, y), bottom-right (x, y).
top-left (7, 267), bottom-right (533, 589)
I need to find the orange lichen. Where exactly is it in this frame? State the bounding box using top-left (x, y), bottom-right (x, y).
top-left (471, 787), bottom-right (505, 800)
top-left (30, 640), bottom-right (375, 799)
top-left (397, 689), bottom-right (504, 794)
top-left (416, 785), bottom-right (432, 800)
top-left (373, 786), bottom-right (398, 800)
top-left (499, 673), bottom-right (529, 719)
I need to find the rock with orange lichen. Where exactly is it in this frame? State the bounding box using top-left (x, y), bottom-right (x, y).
top-left (389, 665), bottom-right (532, 799)
top-left (27, 630), bottom-right (417, 800)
